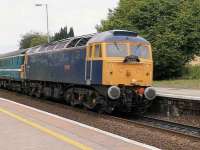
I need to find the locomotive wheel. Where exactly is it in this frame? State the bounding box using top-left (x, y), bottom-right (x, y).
top-left (94, 96), bottom-right (106, 114)
top-left (83, 91), bottom-right (97, 110)
top-left (95, 104), bottom-right (104, 114)
top-left (64, 89), bottom-right (74, 105)
top-left (64, 89), bottom-right (79, 106)
top-left (35, 89), bottom-right (42, 98)
top-left (28, 88), bottom-right (35, 97)
top-left (70, 93), bottom-right (77, 106)
top-left (83, 95), bottom-right (106, 113)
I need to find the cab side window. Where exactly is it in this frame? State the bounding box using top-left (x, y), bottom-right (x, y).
top-left (88, 45), bottom-right (93, 58)
top-left (94, 44), bottom-right (102, 58)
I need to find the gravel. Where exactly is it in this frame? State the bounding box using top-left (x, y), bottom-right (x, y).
top-left (0, 89), bottom-right (199, 150)
top-left (147, 113), bottom-right (200, 128)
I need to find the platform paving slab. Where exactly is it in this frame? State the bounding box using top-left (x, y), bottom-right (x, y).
top-left (0, 98), bottom-right (160, 150)
top-left (155, 87), bottom-right (200, 101)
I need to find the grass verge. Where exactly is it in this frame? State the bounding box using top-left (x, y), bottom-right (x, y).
top-left (154, 65), bottom-right (200, 89)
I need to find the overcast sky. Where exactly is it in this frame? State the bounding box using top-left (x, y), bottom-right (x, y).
top-left (0, 0), bottom-right (118, 53)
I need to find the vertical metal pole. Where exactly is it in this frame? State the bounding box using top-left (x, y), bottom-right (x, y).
top-left (45, 4), bottom-right (50, 43)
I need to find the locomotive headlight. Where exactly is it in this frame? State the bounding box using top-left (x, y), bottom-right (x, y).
top-left (144, 87), bottom-right (156, 100)
top-left (108, 86), bottom-right (121, 100)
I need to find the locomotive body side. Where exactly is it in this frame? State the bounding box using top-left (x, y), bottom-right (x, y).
top-left (25, 47), bottom-right (103, 85)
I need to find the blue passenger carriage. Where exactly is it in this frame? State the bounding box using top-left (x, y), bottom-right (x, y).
top-left (0, 50), bottom-right (25, 81)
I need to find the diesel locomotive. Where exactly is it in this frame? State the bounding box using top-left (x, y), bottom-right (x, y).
top-left (0, 30), bottom-right (156, 113)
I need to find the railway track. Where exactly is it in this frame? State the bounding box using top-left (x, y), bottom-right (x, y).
top-left (0, 89), bottom-right (199, 140)
top-left (140, 116), bottom-right (200, 138)
top-left (109, 115), bottom-right (200, 139)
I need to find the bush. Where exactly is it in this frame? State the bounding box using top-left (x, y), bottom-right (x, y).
top-left (153, 48), bottom-right (184, 80)
top-left (182, 65), bottom-right (200, 79)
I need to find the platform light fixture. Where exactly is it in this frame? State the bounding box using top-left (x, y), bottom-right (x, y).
top-left (35, 3), bottom-right (50, 43)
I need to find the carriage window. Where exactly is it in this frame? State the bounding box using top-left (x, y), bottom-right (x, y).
top-left (131, 45), bottom-right (149, 59)
top-left (94, 44), bottom-right (102, 58)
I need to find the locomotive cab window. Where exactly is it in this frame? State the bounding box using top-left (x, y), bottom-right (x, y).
top-left (106, 43), bottom-right (128, 57)
top-left (94, 44), bottom-right (102, 58)
top-left (130, 44), bottom-right (150, 59)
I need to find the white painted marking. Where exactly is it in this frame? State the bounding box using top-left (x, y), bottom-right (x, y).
top-left (0, 69), bottom-right (21, 72)
top-left (157, 93), bottom-right (200, 101)
top-left (0, 97), bottom-right (160, 150)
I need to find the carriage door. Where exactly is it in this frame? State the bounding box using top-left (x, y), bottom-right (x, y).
top-left (85, 45), bottom-right (93, 85)
top-left (24, 54), bottom-right (29, 79)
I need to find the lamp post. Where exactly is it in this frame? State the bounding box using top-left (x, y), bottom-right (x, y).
top-left (35, 4), bottom-right (50, 43)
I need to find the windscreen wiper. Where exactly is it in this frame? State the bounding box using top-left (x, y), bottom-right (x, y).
top-left (114, 41), bottom-right (121, 51)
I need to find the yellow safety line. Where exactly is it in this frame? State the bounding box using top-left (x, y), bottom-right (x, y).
top-left (0, 107), bottom-right (92, 150)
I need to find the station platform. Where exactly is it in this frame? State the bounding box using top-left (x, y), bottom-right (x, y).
top-left (155, 87), bottom-right (200, 101)
top-left (0, 98), bottom-right (159, 150)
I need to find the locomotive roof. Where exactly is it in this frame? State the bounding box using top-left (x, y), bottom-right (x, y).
top-left (88, 30), bottom-right (150, 44)
top-left (0, 30), bottom-right (150, 57)
top-left (26, 30), bottom-right (149, 54)
top-left (26, 33), bottom-right (95, 54)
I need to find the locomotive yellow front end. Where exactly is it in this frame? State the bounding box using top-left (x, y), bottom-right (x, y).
top-left (102, 42), bottom-right (153, 86)
top-left (87, 30), bottom-right (156, 113)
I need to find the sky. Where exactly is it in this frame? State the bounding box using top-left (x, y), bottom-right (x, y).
top-left (0, 0), bottom-right (119, 54)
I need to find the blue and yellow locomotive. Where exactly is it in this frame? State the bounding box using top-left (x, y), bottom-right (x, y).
top-left (0, 30), bottom-right (156, 113)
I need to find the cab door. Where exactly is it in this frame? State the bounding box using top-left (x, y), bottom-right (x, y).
top-left (85, 45), bottom-right (93, 85)
top-left (85, 44), bottom-right (103, 85)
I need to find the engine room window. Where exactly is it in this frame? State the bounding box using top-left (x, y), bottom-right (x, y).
top-left (94, 45), bottom-right (102, 58)
top-left (131, 45), bottom-right (149, 59)
top-left (106, 43), bottom-right (128, 57)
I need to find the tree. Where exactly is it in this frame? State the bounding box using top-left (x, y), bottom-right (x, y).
top-left (52, 25), bottom-right (75, 41)
top-left (68, 27), bottom-right (75, 37)
top-left (19, 32), bottom-right (48, 49)
top-left (30, 35), bottom-right (48, 47)
top-left (97, 0), bottom-right (200, 79)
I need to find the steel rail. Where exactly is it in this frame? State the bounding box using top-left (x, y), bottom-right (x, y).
top-left (140, 116), bottom-right (200, 138)
top-left (107, 115), bottom-right (200, 139)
